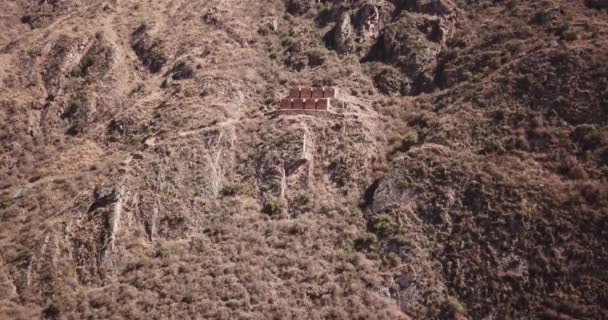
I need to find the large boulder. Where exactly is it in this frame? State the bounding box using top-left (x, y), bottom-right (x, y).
top-left (256, 127), bottom-right (314, 217)
top-left (369, 13), bottom-right (445, 93)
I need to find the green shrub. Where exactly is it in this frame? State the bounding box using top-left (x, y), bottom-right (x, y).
top-left (401, 131), bottom-right (419, 151)
top-left (369, 213), bottom-right (404, 243)
top-left (494, 109), bottom-right (506, 122)
top-left (397, 178), bottom-right (413, 191)
top-left (291, 191), bottom-right (313, 213)
top-left (384, 252), bottom-right (401, 268)
top-left (262, 196), bottom-right (287, 218)
top-left (220, 182), bottom-right (243, 196)
top-left (305, 47), bottom-right (329, 67)
top-left (572, 124), bottom-right (603, 151)
top-left (343, 55), bottom-right (359, 66)
top-left (189, 235), bottom-right (207, 253)
top-left (63, 91), bottom-right (89, 135)
top-left (461, 70), bottom-right (473, 81)
top-left (446, 295), bottom-right (467, 318)
top-left (561, 29), bottom-right (578, 41)
top-left (354, 232), bottom-right (376, 251)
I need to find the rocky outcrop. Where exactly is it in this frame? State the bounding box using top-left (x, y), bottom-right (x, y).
top-left (329, 2), bottom-right (391, 57)
top-left (585, 0), bottom-right (608, 8)
top-left (36, 34), bottom-right (116, 96)
top-left (365, 147), bottom-right (450, 318)
top-left (370, 13), bottom-right (442, 93)
top-left (373, 66), bottom-right (412, 96)
top-left (130, 24), bottom-right (167, 73)
top-left (69, 183), bottom-right (124, 286)
top-left (74, 33), bottom-right (116, 80)
top-left (21, 0), bottom-right (80, 29)
top-left (341, 0), bottom-right (459, 95)
top-left (369, 178), bottom-right (416, 214)
top-left (257, 126), bottom-right (314, 217)
top-left (39, 35), bottom-right (91, 94)
top-left (32, 33), bottom-right (116, 137)
top-left (365, 6), bottom-right (457, 94)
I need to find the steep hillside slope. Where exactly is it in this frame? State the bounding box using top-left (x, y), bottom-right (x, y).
top-left (1, 0), bottom-right (607, 319)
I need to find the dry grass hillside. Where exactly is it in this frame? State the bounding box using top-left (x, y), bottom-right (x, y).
top-left (0, 0), bottom-right (607, 319)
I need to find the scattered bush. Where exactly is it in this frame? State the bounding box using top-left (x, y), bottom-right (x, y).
top-left (445, 295), bottom-right (467, 319)
top-left (220, 182), bottom-right (243, 196)
top-left (354, 232), bottom-right (376, 251)
top-left (168, 61), bottom-right (194, 80)
top-left (62, 91), bottom-right (90, 135)
top-left (305, 47), bottom-right (329, 67)
top-left (262, 196), bottom-right (287, 218)
top-left (384, 252), bottom-right (401, 268)
top-left (369, 212), bottom-right (405, 244)
top-left (397, 178), bottom-right (413, 191)
top-left (293, 191), bottom-right (312, 208)
top-left (572, 124), bottom-right (604, 151)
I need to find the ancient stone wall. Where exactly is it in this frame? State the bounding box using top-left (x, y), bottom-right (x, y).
top-left (279, 87), bottom-right (337, 114)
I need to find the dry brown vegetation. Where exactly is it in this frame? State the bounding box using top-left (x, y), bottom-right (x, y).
top-left (0, 0), bottom-right (607, 319)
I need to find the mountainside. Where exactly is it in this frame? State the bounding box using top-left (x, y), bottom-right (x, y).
top-left (1, 0), bottom-right (607, 319)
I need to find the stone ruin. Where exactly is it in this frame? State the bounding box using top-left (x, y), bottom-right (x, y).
top-left (278, 87), bottom-right (338, 114)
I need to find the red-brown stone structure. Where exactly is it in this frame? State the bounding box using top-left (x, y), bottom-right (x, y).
top-left (278, 87), bottom-right (337, 114)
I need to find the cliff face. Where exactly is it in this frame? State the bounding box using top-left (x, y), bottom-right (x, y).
top-left (1, 1), bottom-right (607, 319)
